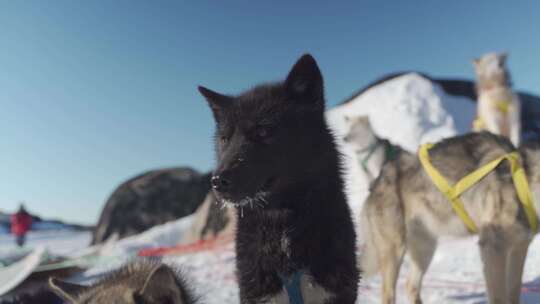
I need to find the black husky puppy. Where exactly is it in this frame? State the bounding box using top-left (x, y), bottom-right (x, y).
top-left (199, 54), bottom-right (359, 303)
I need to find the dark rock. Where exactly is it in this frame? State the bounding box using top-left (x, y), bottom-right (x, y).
top-left (92, 167), bottom-right (211, 244)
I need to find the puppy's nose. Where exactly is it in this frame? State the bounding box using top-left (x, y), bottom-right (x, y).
top-left (211, 175), bottom-right (231, 192)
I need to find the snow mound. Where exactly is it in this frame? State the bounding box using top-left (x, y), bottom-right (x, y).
top-left (327, 73), bottom-right (476, 152)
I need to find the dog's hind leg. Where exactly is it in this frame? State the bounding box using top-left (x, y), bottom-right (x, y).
top-left (505, 231), bottom-right (530, 304)
top-left (405, 220), bottom-right (437, 304)
top-left (479, 225), bottom-right (508, 304)
top-left (368, 209), bottom-right (405, 304)
top-left (381, 244), bottom-right (405, 304)
top-left (377, 240), bottom-right (405, 304)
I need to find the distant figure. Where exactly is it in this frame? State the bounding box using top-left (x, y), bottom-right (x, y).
top-left (11, 204), bottom-right (32, 247)
top-left (472, 52), bottom-right (521, 146)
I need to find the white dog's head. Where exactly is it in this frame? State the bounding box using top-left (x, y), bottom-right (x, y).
top-left (473, 52), bottom-right (510, 89)
top-left (343, 115), bottom-right (378, 151)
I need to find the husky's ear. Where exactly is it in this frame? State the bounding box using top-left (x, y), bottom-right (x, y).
top-left (499, 52), bottom-right (508, 65)
top-left (472, 57), bottom-right (480, 68)
top-left (285, 54), bottom-right (324, 107)
top-left (198, 86), bottom-right (232, 121)
top-left (49, 277), bottom-right (87, 303)
top-left (358, 115), bottom-right (371, 125)
top-left (140, 264), bottom-right (184, 303)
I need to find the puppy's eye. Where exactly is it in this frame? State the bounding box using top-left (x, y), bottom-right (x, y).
top-left (255, 126), bottom-right (272, 140)
top-left (220, 136), bottom-right (229, 143)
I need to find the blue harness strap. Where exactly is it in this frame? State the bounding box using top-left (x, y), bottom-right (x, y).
top-left (278, 271), bottom-right (304, 304)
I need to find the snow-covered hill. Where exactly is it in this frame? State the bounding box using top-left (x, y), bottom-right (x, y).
top-left (327, 73), bottom-right (476, 152)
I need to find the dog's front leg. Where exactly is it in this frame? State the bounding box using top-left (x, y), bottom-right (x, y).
top-left (505, 234), bottom-right (530, 304)
top-left (509, 108), bottom-right (521, 146)
top-left (479, 226), bottom-right (508, 304)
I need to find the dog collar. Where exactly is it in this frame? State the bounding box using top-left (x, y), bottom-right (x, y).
top-left (278, 271), bottom-right (304, 304)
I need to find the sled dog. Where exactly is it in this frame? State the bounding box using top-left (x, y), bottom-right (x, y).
top-left (473, 52), bottom-right (521, 146)
top-left (361, 132), bottom-right (539, 304)
top-left (199, 54), bottom-right (359, 303)
top-left (49, 260), bottom-right (198, 304)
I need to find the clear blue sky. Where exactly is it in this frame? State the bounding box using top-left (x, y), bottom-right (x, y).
top-left (1, 1), bottom-right (539, 224)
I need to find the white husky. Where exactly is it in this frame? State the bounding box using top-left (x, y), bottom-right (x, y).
top-left (472, 52), bottom-right (521, 146)
top-left (343, 116), bottom-right (399, 184)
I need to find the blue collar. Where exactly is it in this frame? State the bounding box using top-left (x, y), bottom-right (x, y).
top-left (278, 271), bottom-right (304, 304)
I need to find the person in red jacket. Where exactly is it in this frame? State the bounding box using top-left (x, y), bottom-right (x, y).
top-left (11, 204), bottom-right (33, 247)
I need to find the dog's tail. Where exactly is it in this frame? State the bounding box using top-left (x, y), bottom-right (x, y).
top-left (358, 205), bottom-right (379, 277)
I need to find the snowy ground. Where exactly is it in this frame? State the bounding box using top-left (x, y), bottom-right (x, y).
top-left (2, 73), bottom-right (540, 303)
top-left (0, 230), bottom-right (91, 257)
top-left (2, 229), bottom-right (540, 303)
top-left (362, 236), bottom-right (540, 304)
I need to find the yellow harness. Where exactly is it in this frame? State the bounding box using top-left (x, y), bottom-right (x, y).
top-left (419, 143), bottom-right (538, 233)
top-left (473, 100), bottom-right (512, 130)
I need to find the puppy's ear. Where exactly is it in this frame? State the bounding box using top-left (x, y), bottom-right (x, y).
top-left (49, 277), bottom-right (88, 303)
top-left (285, 54), bottom-right (324, 108)
top-left (198, 86), bottom-right (232, 122)
top-left (140, 264), bottom-right (185, 304)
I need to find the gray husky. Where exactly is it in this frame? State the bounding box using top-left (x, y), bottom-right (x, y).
top-left (49, 260), bottom-right (198, 304)
top-left (360, 132), bottom-right (539, 304)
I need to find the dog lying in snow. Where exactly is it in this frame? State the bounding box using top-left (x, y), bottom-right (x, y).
top-left (49, 260), bottom-right (199, 304)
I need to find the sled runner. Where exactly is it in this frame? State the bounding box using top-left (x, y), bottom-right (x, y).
top-left (0, 247), bottom-right (46, 296)
top-left (0, 248), bottom-right (33, 268)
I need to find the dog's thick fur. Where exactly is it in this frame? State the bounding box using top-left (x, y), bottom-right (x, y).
top-left (343, 115), bottom-right (398, 184)
top-left (48, 260), bottom-right (198, 304)
top-left (473, 52), bottom-right (521, 146)
top-left (199, 54), bottom-right (359, 303)
top-left (0, 289), bottom-right (62, 304)
top-left (360, 132), bottom-right (540, 304)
